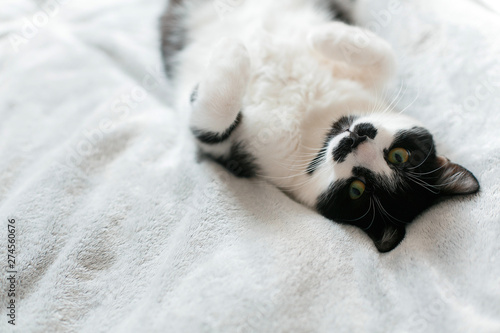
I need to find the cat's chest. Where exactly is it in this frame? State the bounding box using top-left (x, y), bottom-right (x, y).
top-left (237, 71), bottom-right (381, 191)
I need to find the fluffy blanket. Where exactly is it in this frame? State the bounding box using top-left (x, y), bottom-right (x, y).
top-left (1, 0), bottom-right (499, 332)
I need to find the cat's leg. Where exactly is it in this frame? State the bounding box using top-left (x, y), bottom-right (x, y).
top-left (189, 37), bottom-right (250, 154)
top-left (308, 22), bottom-right (396, 87)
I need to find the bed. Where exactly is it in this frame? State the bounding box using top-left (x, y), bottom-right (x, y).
top-left (1, 0), bottom-right (499, 331)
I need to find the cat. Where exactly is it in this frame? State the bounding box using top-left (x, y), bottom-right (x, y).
top-left (161, 0), bottom-right (480, 252)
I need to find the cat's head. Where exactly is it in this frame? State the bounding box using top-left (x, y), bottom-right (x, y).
top-left (309, 113), bottom-right (479, 252)
top-left (189, 37), bottom-right (479, 253)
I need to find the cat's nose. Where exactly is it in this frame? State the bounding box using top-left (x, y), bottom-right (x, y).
top-left (349, 131), bottom-right (367, 148)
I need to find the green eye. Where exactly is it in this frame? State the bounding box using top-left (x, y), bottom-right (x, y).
top-left (349, 180), bottom-right (365, 200)
top-left (388, 148), bottom-right (410, 164)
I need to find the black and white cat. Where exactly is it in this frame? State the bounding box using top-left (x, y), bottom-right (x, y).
top-left (161, 0), bottom-right (480, 252)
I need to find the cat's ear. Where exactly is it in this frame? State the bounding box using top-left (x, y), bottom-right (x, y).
top-left (436, 156), bottom-right (480, 195)
top-left (366, 225), bottom-right (406, 253)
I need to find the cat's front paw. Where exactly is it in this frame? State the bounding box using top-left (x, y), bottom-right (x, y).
top-left (190, 38), bottom-right (251, 133)
top-left (208, 37), bottom-right (251, 77)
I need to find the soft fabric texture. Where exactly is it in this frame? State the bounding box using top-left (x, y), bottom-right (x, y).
top-left (0, 0), bottom-right (499, 332)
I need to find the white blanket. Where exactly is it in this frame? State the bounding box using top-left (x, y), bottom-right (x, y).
top-left (1, 0), bottom-right (499, 332)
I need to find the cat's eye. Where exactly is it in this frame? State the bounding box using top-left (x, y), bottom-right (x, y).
top-left (349, 180), bottom-right (365, 200)
top-left (388, 148), bottom-right (409, 164)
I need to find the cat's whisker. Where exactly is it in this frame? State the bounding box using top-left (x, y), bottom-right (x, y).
top-left (279, 163), bottom-right (334, 191)
top-left (405, 174), bottom-right (440, 194)
top-left (370, 87), bottom-right (385, 113)
top-left (341, 198), bottom-right (373, 223)
top-left (407, 160), bottom-right (449, 176)
top-left (259, 165), bottom-right (318, 185)
top-left (413, 171), bottom-right (467, 188)
top-left (278, 152), bottom-right (332, 172)
top-left (285, 159), bottom-right (317, 167)
top-left (367, 81), bottom-right (391, 115)
top-left (406, 172), bottom-right (438, 187)
top-left (286, 157), bottom-right (322, 169)
top-left (259, 173), bottom-right (300, 180)
top-left (373, 197), bottom-right (409, 225)
top-left (299, 145), bottom-right (327, 153)
top-left (295, 152), bottom-right (324, 158)
top-left (370, 83), bottom-right (398, 115)
top-left (397, 86), bottom-right (420, 115)
top-left (362, 198), bottom-right (376, 230)
top-left (381, 80), bottom-right (407, 114)
top-left (407, 146), bottom-right (434, 170)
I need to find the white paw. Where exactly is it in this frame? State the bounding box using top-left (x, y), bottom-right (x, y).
top-left (208, 37), bottom-right (251, 76)
top-left (191, 38), bottom-right (251, 132)
top-left (308, 22), bottom-right (392, 67)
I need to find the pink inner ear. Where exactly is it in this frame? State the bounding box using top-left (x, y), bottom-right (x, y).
top-left (436, 155), bottom-right (450, 166)
top-left (436, 156), bottom-right (480, 195)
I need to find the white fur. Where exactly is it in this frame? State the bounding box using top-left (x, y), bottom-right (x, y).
top-left (190, 38), bottom-right (250, 132)
top-left (176, 0), bottom-right (417, 208)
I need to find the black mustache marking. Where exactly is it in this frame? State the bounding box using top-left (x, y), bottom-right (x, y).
top-left (307, 116), bottom-right (358, 174)
top-left (333, 136), bottom-right (358, 162)
top-left (333, 123), bottom-right (378, 162)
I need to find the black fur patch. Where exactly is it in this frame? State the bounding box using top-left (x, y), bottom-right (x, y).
top-left (190, 84), bottom-right (199, 104)
top-left (214, 142), bottom-right (259, 178)
top-left (191, 113), bottom-right (242, 145)
top-left (332, 136), bottom-right (358, 162)
top-left (329, 115), bottom-right (358, 138)
top-left (307, 148), bottom-right (326, 175)
top-left (160, 0), bottom-right (187, 78)
top-left (323, 0), bottom-right (356, 24)
top-left (307, 115), bottom-right (357, 174)
top-left (354, 123), bottom-right (377, 139)
top-left (333, 122), bottom-right (378, 162)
